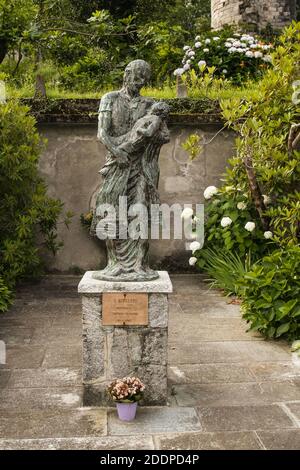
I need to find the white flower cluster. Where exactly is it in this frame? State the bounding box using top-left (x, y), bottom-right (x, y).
top-left (174, 33), bottom-right (273, 77)
top-left (224, 34), bottom-right (272, 61)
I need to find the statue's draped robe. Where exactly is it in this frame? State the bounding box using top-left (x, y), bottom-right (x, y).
top-left (91, 90), bottom-right (169, 280)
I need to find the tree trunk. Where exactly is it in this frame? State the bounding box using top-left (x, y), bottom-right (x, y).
top-left (34, 74), bottom-right (47, 100)
top-left (243, 151), bottom-right (269, 231)
top-left (0, 38), bottom-right (8, 64)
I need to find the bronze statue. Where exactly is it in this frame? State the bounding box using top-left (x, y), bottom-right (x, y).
top-left (91, 60), bottom-right (170, 281)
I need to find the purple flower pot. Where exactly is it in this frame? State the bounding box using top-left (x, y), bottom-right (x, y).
top-left (116, 402), bottom-right (138, 421)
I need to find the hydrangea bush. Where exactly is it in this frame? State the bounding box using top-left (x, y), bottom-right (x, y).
top-left (174, 29), bottom-right (273, 84)
top-left (185, 22), bottom-right (300, 340)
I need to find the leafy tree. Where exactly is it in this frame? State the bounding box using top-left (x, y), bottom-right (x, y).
top-left (0, 0), bottom-right (36, 63)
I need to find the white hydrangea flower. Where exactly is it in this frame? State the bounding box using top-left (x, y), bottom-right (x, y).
top-left (245, 50), bottom-right (254, 58)
top-left (183, 45), bottom-right (190, 51)
top-left (222, 69), bottom-right (228, 74)
top-left (225, 42), bottom-right (232, 48)
top-left (188, 50), bottom-right (195, 57)
top-left (263, 194), bottom-right (271, 205)
top-left (221, 217), bottom-right (233, 228)
top-left (213, 36), bottom-right (220, 41)
top-left (250, 43), bottom-right (257, 49)
top-left (264, 231), bottom-right (273, 239)
top-left (190, 241), bottom-right (201, 253)
top-left (189, 256), bottom-right (197, 266)
top-left (181, 207), bottom-right (194, 219)
top-left (233, 41), bottom-right (241, 47)
top-left (204, 186), bottom-right (218, 200)
top-left (195, 41), bottom-right (202, 48)
top-left (205, 38), bottom-right (211, 44)
top-left (183, 63), bottom-right (190, 71)
top-left (263, 55), bottom-right (272, 63)
top-left (237, 202), bottom-right (247, 210)
top-left (228, 47), bottom-right (237, 53)
top-left (195, 35), bottom-right (201, 41)
top-left (254, 51), bottom-right (263, 59)
top-left (203, 48), bottom-right (209, 53)
top-left (173, 68), bottom-right (185, 76)
top-left (245, 221), bottom-right (256, 232)
top-left (198, 60), bottom-right (207, 68)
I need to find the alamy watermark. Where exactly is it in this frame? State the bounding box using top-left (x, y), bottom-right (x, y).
top-left (95, 197), bottom-right (204, 250)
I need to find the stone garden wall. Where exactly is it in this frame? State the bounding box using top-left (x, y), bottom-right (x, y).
top-left (35, 100), bottom-right (235, 272)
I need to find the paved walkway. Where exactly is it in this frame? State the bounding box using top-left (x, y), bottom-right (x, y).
top-left (0, 275), bottom-right (299, 450)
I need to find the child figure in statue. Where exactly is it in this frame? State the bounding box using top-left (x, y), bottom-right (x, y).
top-left (118, 101), bottom-right (170, 155)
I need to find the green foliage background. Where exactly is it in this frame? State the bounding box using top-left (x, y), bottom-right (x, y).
top-left (0, 99), bottom-right (66, 311)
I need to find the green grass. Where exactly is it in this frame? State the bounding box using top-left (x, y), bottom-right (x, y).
top-left (6, 81), bottom-right (256, 102)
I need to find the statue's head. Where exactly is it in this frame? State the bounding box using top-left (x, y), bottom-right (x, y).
top-left (123, 60), bottom-right (151, 96)
top-left (150, 101), bottom-right (170, 118)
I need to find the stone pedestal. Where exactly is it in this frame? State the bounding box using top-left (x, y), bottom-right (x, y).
top-left (78, 271), bottom-right (172, 406)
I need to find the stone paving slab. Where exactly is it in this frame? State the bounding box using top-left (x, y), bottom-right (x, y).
top-left (0, 408), bottom-right (107, 439)
top-left (0, 370), bottom-right (11, 388)
top-left (174, 381), bottom-right (300, 407)
top-left (108, 407), bottom-right (201, 435)
top-left (169, 341), bottom-right (243, 364)
top-left (234, 341), bottom-right (291, 361)
top-left (0, 436), bottom-right (154, 450)
top-left (177, 301), bottom-right (242, 317)
top-left (248, 362), bottom-right (300, 382)
top-left (169, 322), bottom-right (262, 342)
top-left (197, 405), bottom-right (295, 431)
top-left (286, 402), bottom-right (300, 423)
top-left (0, 387), bottom-right (82, 410)
top-left (257, 430), bottom-right (300, 450)
top-left (31, 327), bottom-right (82, 345)
top-left (6, 368), bottom-right (81, 389)
top-left (42, 344), bottom-right (82, 368)
top-left (168, 364), bottom-right (256, 385)
top-left (156, 431), bottom-right (262, 450)
top-left (0, 346), bottom-right (46, 369)
top-left (0, 317), bottom-right (54, 328)
top-left (0, 327), bottom-right (34, 347)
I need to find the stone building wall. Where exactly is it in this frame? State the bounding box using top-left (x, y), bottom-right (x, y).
top-left (211, 0), bottom-right (296, 30)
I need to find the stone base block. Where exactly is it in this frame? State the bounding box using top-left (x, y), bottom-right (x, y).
top-left (78, 271), bottom-right (172, 406)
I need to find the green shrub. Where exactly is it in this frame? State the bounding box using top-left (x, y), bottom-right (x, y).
top-left (0, 276), bottom-right (12, 312)
top-left (0, 99), bottom-right (65, 310)
top-left (59, 49), bottom-right (112, 91)
top-left (240, 247), bottom-right (300, 340)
